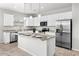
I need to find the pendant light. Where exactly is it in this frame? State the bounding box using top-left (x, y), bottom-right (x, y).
top-left (24, 3), bottom-right (26, 20)
top-left (38, 14), bottom-right (41, 18)
top-left (30, 16), bottom-right (32, 19)
top-left (30, 3), bottom-right (33, 19)
top-left (38, 3), bottom-right (41, 18)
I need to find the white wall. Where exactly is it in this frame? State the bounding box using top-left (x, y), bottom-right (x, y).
top-left (0, 10), bottom-right (3, 43)
top-left (72, 4), bottom-right (79, 51)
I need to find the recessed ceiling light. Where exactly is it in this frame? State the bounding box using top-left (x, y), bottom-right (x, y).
top-left (24, 17), bottom-right (26, 20)
top-left (14, 6), bottom-right (17, 8)
top-left (38, 14), bottom-right (41, 18)
top-left (41, 6), bottom-right (44, 9)
top-left (30, 16), bottom-right (33, 19)
top-left (33, 9), bottom-right (37, 11)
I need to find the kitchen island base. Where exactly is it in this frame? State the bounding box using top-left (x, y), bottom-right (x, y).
top-left (18, 34), bottom-right (55, 56)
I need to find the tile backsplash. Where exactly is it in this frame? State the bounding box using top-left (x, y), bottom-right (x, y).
top-left (3, 26), bottom-right (56, 33)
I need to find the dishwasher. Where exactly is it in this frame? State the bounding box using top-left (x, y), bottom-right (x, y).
top-left (10, 32), bottom-right (18, 43)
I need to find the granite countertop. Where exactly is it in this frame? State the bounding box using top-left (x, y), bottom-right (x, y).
top-left (3, 30), bottom-right (18, 32)
top-left (18, 32), bottom-right (55, 41)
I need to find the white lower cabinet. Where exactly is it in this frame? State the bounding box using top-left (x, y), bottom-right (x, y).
top-left (3, 32), bottom-right (10, 44)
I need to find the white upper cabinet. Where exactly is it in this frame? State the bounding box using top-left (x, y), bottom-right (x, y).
top-left (4, 13), bottom-right (14, 26)
top-left (40, 16), bottom-right (48, 21)
top-left (28, 18), bottom-right (34, 26)
top-left (24, 17), bottom-right (34, 26)
top-left (24, 12), bottom-right (72, 27)
top-left (56, 12), bottom-right (72, 20)
top-left (34, 17), bottom-right (40, 26)
top-left (34, 15), bottom-right (56, 26)
top-left (47, 11), bottom-right (72, 26)
top-left (24, 17), bottom-right (28, 26)
top-left (47, 15), bottom-right (56, 26)
top-left (33, 16), bottom-right (48, 26)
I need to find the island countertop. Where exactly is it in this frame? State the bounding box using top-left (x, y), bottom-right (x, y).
top-left (18, 31), bottom-right (56, 41)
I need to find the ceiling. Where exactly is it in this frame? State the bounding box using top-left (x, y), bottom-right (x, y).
top-left (0, 3), bottom-right (72, 15)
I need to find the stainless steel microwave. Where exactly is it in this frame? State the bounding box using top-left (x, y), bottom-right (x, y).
top-left (40, 21), bottom-right (47, 26)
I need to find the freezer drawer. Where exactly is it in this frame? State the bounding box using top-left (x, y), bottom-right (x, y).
top-left (56, 33), bottom-right (62, 46)
top-left (56, 32), bottom-right (72, 49)
top-left (61, 33), bottom-right (71, 49)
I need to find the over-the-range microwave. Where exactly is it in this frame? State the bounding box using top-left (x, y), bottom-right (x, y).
top-left (40, 21), bottom-right (47, 26)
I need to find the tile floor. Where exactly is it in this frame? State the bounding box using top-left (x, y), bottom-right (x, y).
top-left (0, 42), bottom-right (79, 56)
top-left (55, 47), bottom-right (79, 56)
top-left (0, 43), bottom-right (31, 56)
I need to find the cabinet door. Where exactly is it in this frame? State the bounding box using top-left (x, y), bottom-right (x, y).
top-left (47, 37), bottom-right (55, 56)
top-left (24, 17), bottom-right (29, 26)
top-left (4, 14), bottom-right (14, 26)
top-left (47, 15), bottom-right (56, 26)
top-left (34, 17), bottom-right (40, 26)
top-left (28, 18), bottom-right (34, 26)
top-left (40, 16), bottom-right (48, 21)
top-left (24, 17), bottom-right (31, 26)
top-left (57, 12), bottom-right (72, 19)
top-left (24, 17), bottom-right (34, 26)
top-left (3, 32), bottom-right (10, 44)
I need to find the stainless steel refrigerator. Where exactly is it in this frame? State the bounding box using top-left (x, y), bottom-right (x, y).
top-left (56, 19), bottom-right (72, 50)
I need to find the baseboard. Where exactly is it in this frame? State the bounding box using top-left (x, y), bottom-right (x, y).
top-left (18, 46), bottom-right (37, 56)
top-left (72, 48), bottom-right (79, 51)
top-left (0, 41), bottom-right (4, 44)
top-left (4, 42), bottom-right (10, 44)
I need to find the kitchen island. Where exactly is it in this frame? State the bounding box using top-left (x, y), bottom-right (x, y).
top-left (18, 31), bottom-right (55, 56)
